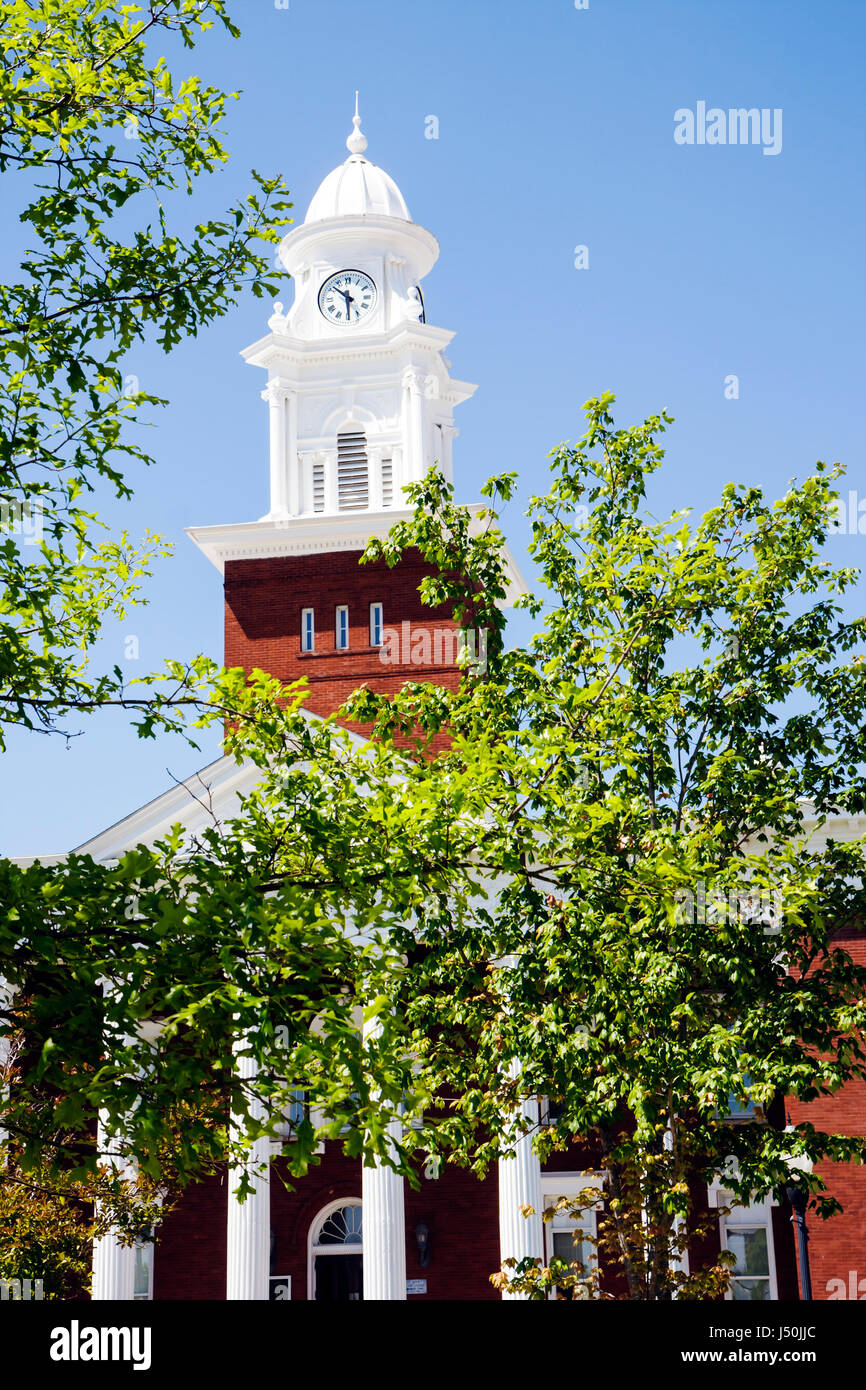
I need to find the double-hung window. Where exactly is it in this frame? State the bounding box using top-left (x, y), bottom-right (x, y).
top-left (335, 605), bottom-right (349, 651)
top-left (540, 1173), bottom-right (602, 1301)
top-left (710, 1182), bottom-right (778, 1301)
top-left (133, 1238), bottom-right (154, 1301)
top-left (301, 608), bottom-right (315, 653)
top-left (725, 1224), bottom-right (773, 1301)
top-left (721, 1209), bottom-right (776, 1300)
top-left (273, 1088), bottom-right (306, 1143)
top-left (369, 602), bottom-right (383, 648)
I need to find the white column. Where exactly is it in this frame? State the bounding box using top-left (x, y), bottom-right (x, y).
top-left (91, 981), bottom-right (138, 1301)
top-left (361, 1009), bottom-right (406, 1301)
top-left (362, 1115), bottom-right (407, 1301)
top-left (498, 1094), bottom-right (544, 1300)
top-left (92, 1115), bottom-right (138, 1300)
top-left (92, 1213), bottom-right (136, 1301)
top-left (263, 381), bottom-right (289, 518)
top-left (226, 1039), bottom-right (271, 1300)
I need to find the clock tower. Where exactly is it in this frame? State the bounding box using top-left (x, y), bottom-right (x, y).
top-left (187, 101), bottom-right (523, 722)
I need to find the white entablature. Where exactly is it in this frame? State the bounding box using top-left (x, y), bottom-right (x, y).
top-left (239, 100), bottom-right (476, 525)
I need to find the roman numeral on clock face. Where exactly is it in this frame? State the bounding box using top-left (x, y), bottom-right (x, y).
top-left (318, 270), bottom-right (378, 326)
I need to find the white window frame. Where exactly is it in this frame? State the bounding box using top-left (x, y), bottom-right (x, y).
top-left (132, 1238), bottom-right (154, 1301)
top-left (540, 1172), bottom-right (603, 1301)
top-left (272, 1092), bottom-right (324, 1156)
top-left (335, 604), bottom-right (349, 651)
top-left (269, 1087), bottom-right (306, 1149)
top-left (307, 1197), bottom-right (363, 1302)
top-left (301, 607), bottom-right (315, 653)
top-left (541, 1095), bottom-right (566, 1127)
top-left (369, 602), bottom-right (383, 648)
top-left (708, 1182), bottom-right (778, 1302)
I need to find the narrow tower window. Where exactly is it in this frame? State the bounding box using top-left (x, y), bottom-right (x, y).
top-left (301, 608), bottom-right (315, 653)
top-left (312, 456), bottom-right (325, 514)
top-left (369, 602), bottom-right (383, 648)
top-left (335, 605), bottom-right (349, 651)
top-left (381, 457), bottom-right (393, 508)
top-left (337, 430), bottom-right (369, 511)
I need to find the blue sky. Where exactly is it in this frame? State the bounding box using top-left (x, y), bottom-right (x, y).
top-left (4, 0), bottom-right (865, 855)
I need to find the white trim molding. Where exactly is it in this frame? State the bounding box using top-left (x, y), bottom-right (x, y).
top-left (307, 1198), bottom-right (364, 1302)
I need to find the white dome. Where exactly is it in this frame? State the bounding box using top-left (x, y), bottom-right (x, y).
top-left (305, 155), bottom-right (410, 223)
top-left (304, 103), bottom-right (411, 224)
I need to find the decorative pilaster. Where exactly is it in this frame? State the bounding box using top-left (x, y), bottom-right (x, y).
top-left (368, 445), bottom-right (383, 511)
top-left (226, 1038), bottom-right (270, 1300)
top-left (286, 391), bottom-right (300, 517)
top-left (403, 369), bottom-right (426, 484)
top-left (498, 1094), bottom-right (544, 1300)
top-left (323, 448), bottom-right (338, 515)
top-left (439, 423), bottom-right (458, 484)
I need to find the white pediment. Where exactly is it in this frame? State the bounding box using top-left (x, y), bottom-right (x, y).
top-left (69, 711), bottom-right (368, 864)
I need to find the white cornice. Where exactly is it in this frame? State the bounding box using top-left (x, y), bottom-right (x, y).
top-left (279, 213), bottom-right (439, 277)
top-left (186, 506), bottom-right (528, 605)
top-left (241, 320), bottom-right (457, 371)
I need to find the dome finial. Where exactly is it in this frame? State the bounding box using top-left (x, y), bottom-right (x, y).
top-left (346, 91), bottom-right (368, 157)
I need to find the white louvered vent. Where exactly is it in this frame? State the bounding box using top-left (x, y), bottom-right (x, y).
top-left (311, 455), bottom-right (325, 513)
top-left (337, 431), bottom-right (369, 511)
top-left (381, 456), bottom-right (393, 508)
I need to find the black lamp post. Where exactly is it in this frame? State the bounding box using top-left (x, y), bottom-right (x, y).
top-left (784, 1182), bottom-right (813, 1302)
top-left (414, 1220), bottom-right (431, 1269)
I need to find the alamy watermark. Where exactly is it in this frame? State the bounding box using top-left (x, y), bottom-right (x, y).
top-left (1, 1277), bottom-right (44, 1300)
top-left (0, 498), bottom-right (44, 545)
top-left (50, 1321), bottom-right (151, 1371)
top-left (378, 623), bottom-right (487, 675)
top-left (674, 103), bottom-right (782, 157)
top-left (829, 491), bottom-right (866, 536)
top-left (675, 880), bottom-right (782, 930)
top-left (826, 1270), bottom-right (866, 1299)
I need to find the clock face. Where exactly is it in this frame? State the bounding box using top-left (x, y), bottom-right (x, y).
top-left (318, 269), bottom-right (377, 326)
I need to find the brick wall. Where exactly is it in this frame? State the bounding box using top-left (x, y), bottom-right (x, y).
top-left (786, 924), bottom-right (866, 1300)
top-left (153, 1146), bottom-right (501, 1301)
top-left (224, 547), bottom-right (464, 733)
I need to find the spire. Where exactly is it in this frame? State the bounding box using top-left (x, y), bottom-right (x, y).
top-left (346, 91), bottom-right (368, 157)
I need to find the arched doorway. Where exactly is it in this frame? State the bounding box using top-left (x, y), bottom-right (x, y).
top-left (308, 1200), bottom-right (363, 1301)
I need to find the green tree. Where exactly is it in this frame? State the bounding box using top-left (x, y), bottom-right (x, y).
top-left (340, 393), bottom-right (866, 1298)
top-left (0, 0), bottom-right (304, 1241)
top-left (0, 672), bottom-right (428, 1191)
top-left (0, 0), bottom-right (291, 744)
